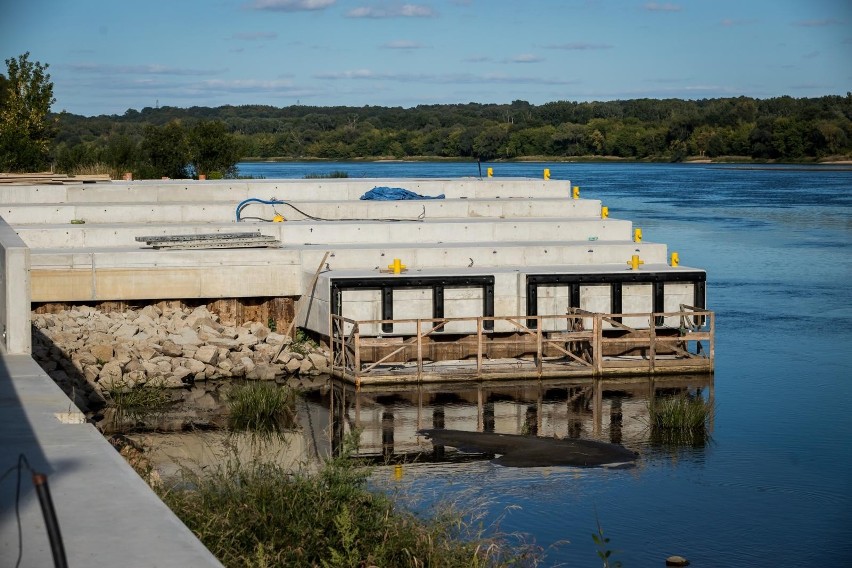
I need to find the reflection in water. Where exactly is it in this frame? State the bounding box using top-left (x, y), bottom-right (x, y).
top-left (310, 375), bottom-right (714, 466)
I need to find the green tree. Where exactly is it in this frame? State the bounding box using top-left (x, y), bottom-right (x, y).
top-left (473, 124), bottom-right (510, 160)
top-left (189, 120), bottom-right (241, 178)
top-left (141, 121), bottom-right (190, 178)
top-left (0, 52), bottom-right (56, 171)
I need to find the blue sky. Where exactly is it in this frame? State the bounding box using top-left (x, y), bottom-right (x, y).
top-left (2, 0), bottom-right (850, 116)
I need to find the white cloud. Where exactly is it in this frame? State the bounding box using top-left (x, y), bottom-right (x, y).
top-left (246, 0), bottom-right (335, 12)
top-left (507, 54), bottom-right (543, 63)
top-left (231, 31), bottom-right (279, 40)
top-left (382, 40), bottom-right (425, 49)
top-left (644, 3), bottom-right (681, 12)
top-left (67, 63), bottom-right (221, 76)
top-left (545, 42), bottom-right (613, 50)
top-left (347, 3), bottom-right (435, 18)
top-left (792, 18), bottom-right (842, 27)
top-left (314, 69), bottom-right (577, 86)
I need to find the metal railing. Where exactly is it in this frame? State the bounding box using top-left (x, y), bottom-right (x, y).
top-left (330, 305), bottom-right (713, 385)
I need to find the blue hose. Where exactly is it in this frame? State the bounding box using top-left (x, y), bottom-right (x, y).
top-left (236, 198), bottom-right (281, 222)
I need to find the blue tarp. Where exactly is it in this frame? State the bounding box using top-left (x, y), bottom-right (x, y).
top-left (360, 186), bottom-right (445, 200)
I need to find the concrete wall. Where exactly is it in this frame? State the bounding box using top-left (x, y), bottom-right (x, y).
top-left (0, 216), bottom-right (31, 354)
top-left (0, 178), bottom-right (572, 204)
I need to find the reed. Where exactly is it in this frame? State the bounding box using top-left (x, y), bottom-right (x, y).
top-left (226, 382), bottom-right (297, 433)
top-left (304, 170), bottom-right (349, 178)
top-left (67, 162), bottom-right (122, 179)
top-left (650, 393), bottom-right (712, 430)
top-left (648, 393), bottom-right (713, 447)
top-left (107, 381), bottom-right (171, 411)
top-left (158, 440), bottom-right (538, 567)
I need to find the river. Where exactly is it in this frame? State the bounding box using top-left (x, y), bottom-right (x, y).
top-left (237, 161), bottom-right (852, 566)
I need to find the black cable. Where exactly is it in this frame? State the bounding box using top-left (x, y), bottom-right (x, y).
top-left (277, 200), bottom-right (426, 222)
top-left (1, 454), bottom-right (67, 568)
top-left (1, 454), bottom-right (31, 568)
top-left (238, 200), bottom-right (426, 223)
top-left (33, 473), bottom-right (67, 568)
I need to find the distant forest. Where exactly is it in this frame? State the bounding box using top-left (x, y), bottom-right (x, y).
top-left (53, 95), bottom-right (852, 177)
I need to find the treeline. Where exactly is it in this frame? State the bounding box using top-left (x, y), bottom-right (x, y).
top-left (54, 119), bottom-right (241, 179)
top-left (53, 95), bottom-right (852, 175)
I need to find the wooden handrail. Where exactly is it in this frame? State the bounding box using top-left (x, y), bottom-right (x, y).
top-left (330, 308), bottom-right (714, 380)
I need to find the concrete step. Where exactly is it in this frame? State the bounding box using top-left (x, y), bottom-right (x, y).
top-left (2, 196), bottom-right (603, 225)
top-left (13, 217), bottom-right (632, 249)
top-left (0, 178), bottom-right (575, 204)
top-left (28, 241), bottom-right (668, 302)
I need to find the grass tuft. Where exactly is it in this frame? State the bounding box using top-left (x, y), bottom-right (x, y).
top-left (227, 382), bottom-right (297, 434)
top-left (648, 393), bottom-right (713, 447)
top-left (304, 170), bottom-right (349, 179)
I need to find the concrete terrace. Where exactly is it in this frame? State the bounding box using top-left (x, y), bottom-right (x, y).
top-left (0, 177), bottom-right (690, 319)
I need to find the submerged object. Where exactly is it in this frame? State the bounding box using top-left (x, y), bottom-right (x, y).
top-left (418, 428), bottom-right (638, 468)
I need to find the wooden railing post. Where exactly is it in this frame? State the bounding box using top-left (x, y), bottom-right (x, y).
top-left (416, 319), bottom-right (423, 381)
top-left (709, 312), bottom-right (715, 369)
top-left (593, 313), bottom-right (603, 375)
top-left (476, 317), bottom-right (483, 377)
top-left (536, 316), bottom-right (543, 377)
top-left (649, 313), bottom-right (656, 373)
top-left (354, 326), bottom-right (361, 387)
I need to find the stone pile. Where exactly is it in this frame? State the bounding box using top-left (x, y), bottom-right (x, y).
top-left (31, 304), bottom-right (331, 412)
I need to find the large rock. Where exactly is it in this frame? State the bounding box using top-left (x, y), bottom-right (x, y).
top-left (308, 352), bottom-right (329, 372)
top-left (139, 305), bottom-right (161, 320)
top-left (167, 367), bottom-right (193, 387)
top-left (264, 332), bottom-right (289, 346)
top-left (114, 323), bottom-right (139, 340)
top-left (185, 306), bottom-right (215, 329)
top-left (90, 344), bottom-right (114, 364)
top-left (170, 327), bottom-right (202, 346)
top-left (193, 345), bottom-right (219, 366)
top-left (240, 356), bottom-right (256, 374)
top-left (184, 358), bottom-right (206, 374)
top-left (160, 339), bottom-right (183, 357)
top-left (235, 334), bottom-right (259, 348)
top-left (97, 362), bottom-right (124, 390)
top-left (299, 359), bottom-right (314, 375)
top-left (284, 358), bottom-right (302, 375)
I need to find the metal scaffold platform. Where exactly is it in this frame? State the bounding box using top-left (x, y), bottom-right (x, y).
top-left (135, 232), bottom-right (280, 249)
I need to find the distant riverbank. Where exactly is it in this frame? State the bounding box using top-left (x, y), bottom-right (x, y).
top-left (240, 154), bottom-right (852, 165)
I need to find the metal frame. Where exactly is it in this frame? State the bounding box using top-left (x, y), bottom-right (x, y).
top-left (330, 275), bottom-right (496, 333)
top-left (525, 271), bottom-right (706, 328)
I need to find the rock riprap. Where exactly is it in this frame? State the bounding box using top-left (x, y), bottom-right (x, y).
top-left (31, 305), bottom-right (330, 412)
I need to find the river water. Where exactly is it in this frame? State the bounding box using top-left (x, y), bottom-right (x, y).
top-left (237, 161), bottom-right (852, 566)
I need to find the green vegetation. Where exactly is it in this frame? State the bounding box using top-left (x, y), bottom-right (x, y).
top-left (107, 381), bottom-right (171, 411)
top-left (227, 382), bottom-right (296, 433)
top-left (0, 53), bottom-right (56, 171)
top-left (648, 393), bottom-right (713, 447)
top-left (592, 517), bottom-right (622, 568)
top-left (304, 170), bottom-right (349, 178)
top-left (50, 95), bottom-right (852, 172)
top-left (159, 441), bottom-right (539, 567)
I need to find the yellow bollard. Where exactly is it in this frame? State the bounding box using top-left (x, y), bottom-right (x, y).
top-left (572, 185), bottom-right (580, 199)
top-left (272, 214), bottom-right (284, 222)
top-left (634, 228), bottom-right (642, 243)
top-left (388, 258), bottom-right (407, 274)
top-left (671, 252), bottom-right (679, 267)
top-left (487, 167), bottom-right (493, 177)
top-left (543, 168), bottom-right (550, 180)
top-left (628, 254), bottom-right (644, 270)
top-left (393, 464), bottom-right (403, 480)
top-left (601, 206), bottom-right (609, 219)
